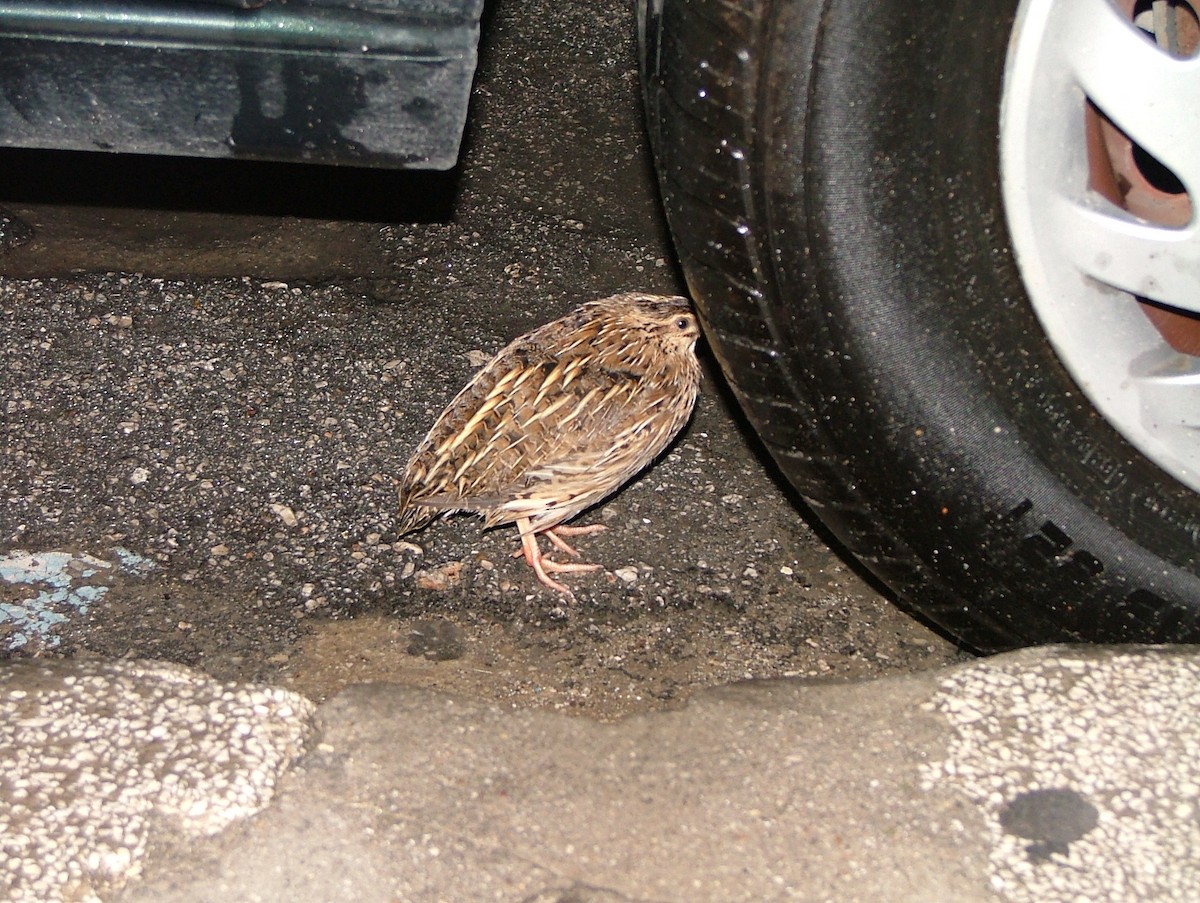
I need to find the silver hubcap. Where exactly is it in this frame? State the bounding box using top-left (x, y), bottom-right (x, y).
top-left (1001, 0), bottom-right (1200, 492)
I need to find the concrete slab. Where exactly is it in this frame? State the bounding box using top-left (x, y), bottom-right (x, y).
top-left (6, 645), bottom-right (1197, 902)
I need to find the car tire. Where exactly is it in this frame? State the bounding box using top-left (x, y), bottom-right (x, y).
top-left (638, 0), bottom-right (1200, 650)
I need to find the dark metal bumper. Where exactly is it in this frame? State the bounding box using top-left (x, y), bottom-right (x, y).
top-left (0, 0), bottom-right (483, 169)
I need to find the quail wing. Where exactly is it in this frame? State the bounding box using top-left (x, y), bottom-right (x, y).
top-left (401, 349), bottom-right (692, 533)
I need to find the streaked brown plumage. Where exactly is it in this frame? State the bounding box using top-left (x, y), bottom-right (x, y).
top-left (396, 292), bottom-right (702, 596)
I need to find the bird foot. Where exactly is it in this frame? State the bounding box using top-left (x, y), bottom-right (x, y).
top-left (509, 523), bottom-right (607, 560)
top-left (516, 521), bottom-right (604, 598)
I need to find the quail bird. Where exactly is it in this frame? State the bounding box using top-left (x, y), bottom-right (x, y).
top-left (396, 292), bottom-right (702, 596)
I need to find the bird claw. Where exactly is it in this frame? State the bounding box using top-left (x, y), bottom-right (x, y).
top-left (540, 559), bottom-right (604, 575)
top-left (546, 523), bottom-right (606, 558)
top-left (549, 524), bottom-right (608, 537)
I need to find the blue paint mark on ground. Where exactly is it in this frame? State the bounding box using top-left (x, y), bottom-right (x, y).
top-left (0, 548), bottom-right (155, 650)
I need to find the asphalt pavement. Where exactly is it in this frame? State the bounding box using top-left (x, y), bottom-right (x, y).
top-left (2, 0), bottom-right (1196, 900)
top-left (0, 0), bottom-right (961, 710)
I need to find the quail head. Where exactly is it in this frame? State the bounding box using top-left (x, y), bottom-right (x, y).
top-left (395, 292), bottom-right (702, 596)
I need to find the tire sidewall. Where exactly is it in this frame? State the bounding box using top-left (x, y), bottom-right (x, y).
top-left (759, 0), bottom-right (1200, 641)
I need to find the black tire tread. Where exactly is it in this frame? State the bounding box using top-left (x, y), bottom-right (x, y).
top-left (643, 0), bottom-right (1020, 648)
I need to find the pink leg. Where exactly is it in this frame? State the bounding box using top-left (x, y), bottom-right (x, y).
top-left (515, 518), bottom-right (602, 597)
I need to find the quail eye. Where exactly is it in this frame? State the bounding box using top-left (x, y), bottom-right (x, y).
top-left (675, 317), bottom-right (691, 330)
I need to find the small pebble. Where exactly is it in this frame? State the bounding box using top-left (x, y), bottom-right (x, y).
top-left (416, 561), bottom-right (464, 591)
top-left (270, 504), bottom-right (298, 527)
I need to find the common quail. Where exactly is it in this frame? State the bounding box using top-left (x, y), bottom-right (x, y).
top-left (396, 292), bottom-right (702, 596)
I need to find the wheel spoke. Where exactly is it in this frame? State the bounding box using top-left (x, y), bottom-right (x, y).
top-left (1056, 0), bottom-right (1200, 193)
top-left (1133, 343), bottom-right (1200, 381)
top-left (1053, 196), bottom-right (1200, 312)
top-left (1130, 349), bottom-right (1200, 473)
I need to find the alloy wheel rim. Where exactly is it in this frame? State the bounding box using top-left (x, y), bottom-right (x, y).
top-left (1001, 0), bottom-right (1200, 492)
